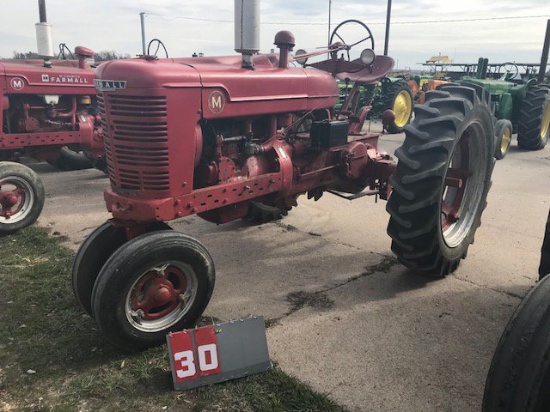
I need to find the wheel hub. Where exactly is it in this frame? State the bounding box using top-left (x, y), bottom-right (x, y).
top-left (0, 181), bottom-right (29, 221)
top-left (441, 128), bottom-right (484, 248)
top-left (130, 264), bottom-right (189, 322)
top-left (153, 285), bottom-right (173, 306)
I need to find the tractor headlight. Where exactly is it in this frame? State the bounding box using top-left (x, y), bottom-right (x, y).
top-left (294, 49), bottom-right (308, 66)
top-left (360, 49), bottom-right (375, 65)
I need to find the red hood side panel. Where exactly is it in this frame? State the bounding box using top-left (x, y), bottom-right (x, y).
top-left (0, 59), bottom-right (96, 94)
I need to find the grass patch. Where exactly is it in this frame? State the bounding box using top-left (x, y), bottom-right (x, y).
top-left (0, 226), bottom-right (347, 412)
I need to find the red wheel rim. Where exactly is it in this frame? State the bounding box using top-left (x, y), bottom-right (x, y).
top-left (125, 262), bottom-right (197, 332)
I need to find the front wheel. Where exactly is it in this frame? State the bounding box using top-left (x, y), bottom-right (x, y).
top-left (91, 231), bottom-right (215, 350)
top-left (387, 84), bottom-right (495, 277)
top-left (494, 119), bottom-right (513, 160)
top-left (482, 274), bottom-right (550, 411)
top-left (72, 221), bottom-right (172, 316)
top-left (0, 162), bottom-right (45, 235)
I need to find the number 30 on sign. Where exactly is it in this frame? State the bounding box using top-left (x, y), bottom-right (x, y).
top-left (169, 326), bottom-right (221, 382)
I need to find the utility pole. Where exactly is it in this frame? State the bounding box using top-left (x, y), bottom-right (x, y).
top-left (327, 0), bottom-right (332, 47)
top-left (140, 12), bottom-right (147, 55)
top-left (384, 0), bottom-right (392, 56)
top-left (538, 19), bottom-right (550, 83)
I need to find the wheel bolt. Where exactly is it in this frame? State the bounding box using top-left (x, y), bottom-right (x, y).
top-left (130, 309), bottom-right (144, 323)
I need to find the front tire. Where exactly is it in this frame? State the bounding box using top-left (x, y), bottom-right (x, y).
top-left (517, 84), bottom-right (550, 150)
top-left (72, 221), bottom-right (172, 316)
top-left (0, 162), bottom-right (45, 235)
top-left (387, 85), bottom-right (495, 276)
top-left (482, 274), bottom-right (550, 411)
top-left (91, 231), bottom-right (215, 350)
top-left (494, 119), bottom-right (513, 160)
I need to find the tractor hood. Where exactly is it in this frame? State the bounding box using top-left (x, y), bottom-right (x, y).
top-left (95, 54), bottom-right (339, 119)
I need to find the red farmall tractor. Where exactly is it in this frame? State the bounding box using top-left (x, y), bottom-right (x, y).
top-left (73, 6), bottom-right (496, 350)
top-left (0, 2), bottom-right (104, 234)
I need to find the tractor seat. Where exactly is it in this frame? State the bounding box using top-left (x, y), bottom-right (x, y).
top-left (336, 55), bottom-right (394, 84)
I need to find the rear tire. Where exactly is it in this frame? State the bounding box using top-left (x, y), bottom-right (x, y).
top-left (0, 162), bottom-right (45, 235)
top-left (539, 209), bottom-right (550, 280)
top-left (517, 84), bottom-right (550, 150)
top-left (482, 274), bottom-right (550, 411)
top-left (383, 79), bottom-right (414, 134)
top-left (91, 231), bottom-right (215, 350)
top-left (387, 85), bottom-right (495, 277)
top-left (49, 147), bottom-right (94, 171)
top-left (494, 119), bottom-right (513, 160)
top-left (245, 201), bottom-right (289, 224)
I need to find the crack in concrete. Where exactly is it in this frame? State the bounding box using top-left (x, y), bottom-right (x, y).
top-left (265, 254), bottom-right (400, 328)
top-left (454, 276), bottom-right (527, 300)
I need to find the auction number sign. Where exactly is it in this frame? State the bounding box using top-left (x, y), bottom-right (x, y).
top-left (167, 317), bottom-right (271, 390)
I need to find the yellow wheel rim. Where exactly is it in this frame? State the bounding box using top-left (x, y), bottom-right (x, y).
top-left (393, 90), bottom-right (413, 128)
top-left (541, 99), bottom-right (550, 140)
top-left (501, 127), bottom-right (512, 156)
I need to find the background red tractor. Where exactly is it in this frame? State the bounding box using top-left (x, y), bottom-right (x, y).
top-left (73, 2), bottom-right (496, 350)
top-left (0, 0), bottom-right (104, 234)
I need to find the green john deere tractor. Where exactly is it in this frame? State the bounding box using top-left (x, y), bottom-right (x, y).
top-left (458, 59), bottom-right (550, 159)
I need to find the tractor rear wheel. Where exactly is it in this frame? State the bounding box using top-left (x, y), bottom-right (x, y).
top-left (482, 273), bottom-right (550, 412)
top-left (494, 119), bottom-right (513, 160)
top-left (72, 221), bottom-right (172, 316)
top-left (383, 79), bottom-right (414, 134)
top-left (517, 84), bottom-right (550, 150)
top-left (91, 231), bottom-right (215, 350)
top-left (387, 85), bottom-right (494, 277)
top-left (0, 162), bottom-right (45, 235)
top-left (245, 201), bottom-right (289, 224)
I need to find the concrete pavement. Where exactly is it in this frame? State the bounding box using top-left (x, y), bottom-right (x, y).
top-left (32, 133), bottom-right (549, 411)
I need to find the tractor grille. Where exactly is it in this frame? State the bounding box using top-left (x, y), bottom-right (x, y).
top-left (99, 94), bottom-right (170, 192)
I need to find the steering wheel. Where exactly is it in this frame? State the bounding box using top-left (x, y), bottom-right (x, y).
top-left (147, 39), bottom-right (169, 58)
top-left (57, 43), bottom-right (74, 60)
top-left (499, 62), bottom-right (519, 81)
top-left (329, 19), bottom-right (375, 62)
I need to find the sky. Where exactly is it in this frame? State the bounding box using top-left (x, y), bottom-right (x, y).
top-left (1, 0), bottom-right (550, 71)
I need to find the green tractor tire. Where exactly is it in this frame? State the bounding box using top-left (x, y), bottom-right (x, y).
top-left (383, 79), bottom-right (414, 134)
top-left (517, 84), bottom-right (550, 150)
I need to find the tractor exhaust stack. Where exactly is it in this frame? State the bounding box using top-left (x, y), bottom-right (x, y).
top-left (35, 0), bottom-right (54, 58)
top-left (234, 0), bottom-right (260, 69)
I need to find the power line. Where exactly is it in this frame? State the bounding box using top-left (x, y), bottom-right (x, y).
top-left (146, 13), bottom-right (550, 26)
